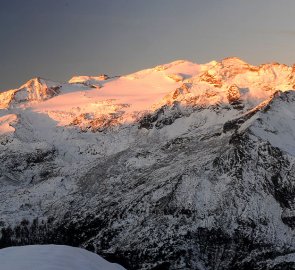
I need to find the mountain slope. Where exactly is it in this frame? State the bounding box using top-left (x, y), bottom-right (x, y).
top-left (1, 58), bottom-right (295, 269)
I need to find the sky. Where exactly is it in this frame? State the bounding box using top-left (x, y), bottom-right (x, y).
top-left (1, 0), bottom-right (295, 91)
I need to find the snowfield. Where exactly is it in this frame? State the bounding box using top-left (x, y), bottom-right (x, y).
top-left (0, 245), bottom-right (125, 270)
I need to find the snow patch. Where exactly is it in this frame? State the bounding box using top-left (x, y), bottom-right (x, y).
top-left (0, 245), bottom-right (125, 270)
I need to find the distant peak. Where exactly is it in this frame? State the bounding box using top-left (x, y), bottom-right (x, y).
top-left (0, 77), bottom-right (62, 109)
top-left (153, 59), bottom-right (196, 72)
top-left (221, 57), bottom-right (249, 66)
top-left (69, 74), bottom-right (109, 85)
top-left (23, 77), bottom-right (43, 86)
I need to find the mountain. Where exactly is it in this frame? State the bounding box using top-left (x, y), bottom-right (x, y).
top-left (1, 57), bottom-right (295, 269)
top-left (0, 245), bottom-right (125, 270)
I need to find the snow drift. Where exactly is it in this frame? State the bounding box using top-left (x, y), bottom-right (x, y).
top-left (0, 245), bottom-right (125, 270)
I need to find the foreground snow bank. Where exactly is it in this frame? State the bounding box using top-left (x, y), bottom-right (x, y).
top-left (0, 245), bottom-right (125, 270)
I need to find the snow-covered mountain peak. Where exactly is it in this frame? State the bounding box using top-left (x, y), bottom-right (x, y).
top-left (3, 58), bottom-right (295, 269)
top-left (0, 77), bottom-right (61, 109)
top-left (1, 58), bottom-right (295, 132)
top-left (220, 56), bottom-right (250, 67)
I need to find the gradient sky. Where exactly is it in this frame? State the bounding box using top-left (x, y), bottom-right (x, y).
top-left (2, 0), bottom-right (295, 91)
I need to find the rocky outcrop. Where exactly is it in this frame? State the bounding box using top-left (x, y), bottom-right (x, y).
top-left (227, 84), bottom-right (241, 104)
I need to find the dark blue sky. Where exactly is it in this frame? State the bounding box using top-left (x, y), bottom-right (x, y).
top-left (2, 0), bottom-right (295, 91)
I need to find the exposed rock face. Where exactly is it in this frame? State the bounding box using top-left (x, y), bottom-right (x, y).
top-left (0, 90), bottom-right (17, 109)
top-left (227, 84), bottom-right (241, 104)
top-left (199, 71), bottom-right (223, 87)
top-left (2, 58), bottom-right (295, 269)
